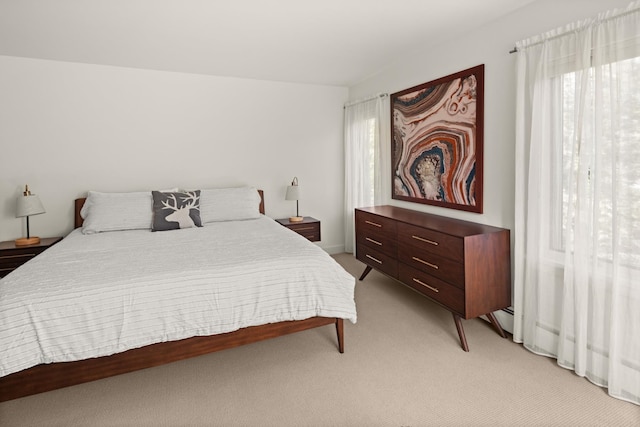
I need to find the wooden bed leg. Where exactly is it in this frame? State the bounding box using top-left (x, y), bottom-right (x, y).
top-left (452, 313), bottom-right (469, 352)
top-left (358, 265), bottom-right (372, 281)
top-left (335, 318), bottom-right (344, 353)
top-left (486, 312), bottom-right (507, 338)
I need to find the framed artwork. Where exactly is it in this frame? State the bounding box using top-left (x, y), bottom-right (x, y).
top-left (391, 64), bottom-right (484, 213)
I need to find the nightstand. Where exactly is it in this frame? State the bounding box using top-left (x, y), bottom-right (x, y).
top-left (0, 237), bottom-right (63, 278)
top-left (275, 217), bottom-right (321, 242)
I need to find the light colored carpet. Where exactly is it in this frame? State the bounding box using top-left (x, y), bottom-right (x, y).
top-left (0, 253), bottom-right (638, 426)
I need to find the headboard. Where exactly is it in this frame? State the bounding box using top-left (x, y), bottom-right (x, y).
top-left (74, 189), bottom-right (266, 229)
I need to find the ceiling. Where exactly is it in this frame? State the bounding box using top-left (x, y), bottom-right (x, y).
top-left (0, 0), bottom-right (536, 87)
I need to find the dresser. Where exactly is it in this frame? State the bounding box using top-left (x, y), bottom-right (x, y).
top-left (0, 237), bottom-right (63, 278)
top-left (355, 206), bottom-right (511, 351)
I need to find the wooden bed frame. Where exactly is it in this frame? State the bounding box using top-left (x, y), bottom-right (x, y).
top-left (0, 190), bottom-right (345, 402)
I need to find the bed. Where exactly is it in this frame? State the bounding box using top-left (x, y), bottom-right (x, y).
top-left (0, 187), bottom-right (357, 402)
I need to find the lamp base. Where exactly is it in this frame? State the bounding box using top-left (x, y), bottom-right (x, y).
top-left (15, 236), bottom-right (40, 246)
top-left (289, 216), bottom-right (304, 222)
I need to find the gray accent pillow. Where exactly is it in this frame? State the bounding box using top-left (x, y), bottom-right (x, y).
top-left (152, 190), bottom-right (202, 231)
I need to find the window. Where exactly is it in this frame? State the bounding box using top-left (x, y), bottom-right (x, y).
top-left (514, 4), bottom-right (640, 406)
top-left (550, 56), bottom-right (640, 269)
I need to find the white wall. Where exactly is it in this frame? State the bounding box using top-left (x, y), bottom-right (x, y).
top-left (0, 56), bottom-right (348, 252)
top-left (348, 0), bottom-right (631, 330)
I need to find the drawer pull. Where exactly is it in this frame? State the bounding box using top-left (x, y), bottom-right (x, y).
top-left (365, 254), bottom-right (383, 264)
top-left (412, 256), bottom-right (438, 270)
top-left (293, 226), bottom-right (315, 231)
top-left (365, 220), bottom-right (382, 228)
top-left (365, 237), bottom-right (382, 246)
top-left (412, 235), bottom-right (438, 246)
top-left (412, 278), bottom-right (439, 293)
top-left (0, 254), bottom-right (36, 260)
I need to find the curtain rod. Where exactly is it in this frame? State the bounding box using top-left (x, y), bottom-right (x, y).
top-left (509, 3), bottom-right (639, 54)
top-left (509, 26), bottom-right (574, 54)
top-left (344, 93), bottom-right (388, 108)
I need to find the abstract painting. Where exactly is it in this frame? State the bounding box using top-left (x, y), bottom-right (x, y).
top-left (391, 65), bottom-right (484, 213)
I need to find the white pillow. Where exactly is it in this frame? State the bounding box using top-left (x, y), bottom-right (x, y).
top-left (81, 189), bottom-right (177, 234)
top-left (199, 187), bottom-right (261, 223)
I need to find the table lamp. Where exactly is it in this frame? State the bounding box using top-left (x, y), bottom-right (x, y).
top-left (16, 185), bottom-right (46, 246)
top-left (285, 177), bottom-right (303, 222)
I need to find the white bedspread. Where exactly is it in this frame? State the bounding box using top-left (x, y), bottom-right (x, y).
top-left (0, 216), bottom-right (356, 377)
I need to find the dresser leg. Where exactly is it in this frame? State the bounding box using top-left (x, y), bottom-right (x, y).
top-left (486, 312), bottom-right (507, 338)
top-left (452, 313), bottom-right (470, 352)
top-left (335, 318), bottom-right (344, 353)
top-left (358, 265), bottom-right (372, 281)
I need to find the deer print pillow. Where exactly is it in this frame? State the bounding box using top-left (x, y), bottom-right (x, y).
top-left (152, 190), bottom-right (203, 231)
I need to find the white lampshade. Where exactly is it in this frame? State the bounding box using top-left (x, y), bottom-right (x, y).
top-left (15, 185), bottom-right (46, 246)
top-left (16, 194), bottom-right (45, 218)
top-left (285, 184), bottom-right (300, 201)
top-left (285, 177), bottom-right (303, 222)
top-left (285, 176), bottom-right (301, 201)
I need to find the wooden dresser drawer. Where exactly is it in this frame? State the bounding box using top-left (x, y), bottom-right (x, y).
top-left (355, 210), bottom-right (397, 239)
top-left (356, 231), bottom-right (397, 257)
top-left (0, 258), bottom-right (35, 277)
top-left (287, 222), bottom-right (320, 241)
top-left (0, 252), bottom-right (38, 270)
top-left (276, 217), bottom-right (321, 242)
top-left (0, 250), bottom-right (41, 278)
top-left (398, 245), bottom-right (465, 289)
top-left (0, 237), bottom-right (63, 278)
top-left (397, 222), bottom-right (464, 263)
top-left (398, 264), bottom-right (465, 315)
top-left (356, 242), bottom-right (398, 278)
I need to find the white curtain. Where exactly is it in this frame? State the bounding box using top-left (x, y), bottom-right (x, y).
top-left (514, 2), bottom-right (640, 405)
top-left (344, 95), bottom-right (387, 253)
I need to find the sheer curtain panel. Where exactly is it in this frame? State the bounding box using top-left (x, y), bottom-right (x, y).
top-left (344, 95), bottom-right (386, 253)
top-left (514, 1), bottom-right (640, 405)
